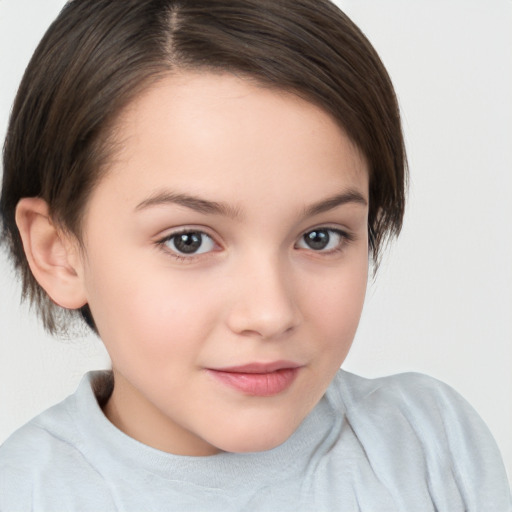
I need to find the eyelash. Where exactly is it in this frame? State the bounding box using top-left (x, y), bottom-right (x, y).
top-left (295, 227), bottom-right (355, 255)
top-left (156, 229), bottom-right (218, 263)
top-left (156, 226), bottom-right (355, 262)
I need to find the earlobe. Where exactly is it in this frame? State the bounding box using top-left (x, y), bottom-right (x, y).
top-left (15, 197), bottom-right (87, 309)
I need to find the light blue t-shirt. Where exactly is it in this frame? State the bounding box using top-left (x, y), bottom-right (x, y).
top-left (0, 370), bottom-right (510, 511)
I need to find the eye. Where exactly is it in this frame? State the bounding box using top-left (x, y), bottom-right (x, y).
top-left (162, 230), bottom-right (216, 256)
top-left (296, 228), bottom-right (347, 252)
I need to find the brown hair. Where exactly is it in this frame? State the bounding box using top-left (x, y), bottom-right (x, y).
top-left (0, 0), bottom-right (407, 334)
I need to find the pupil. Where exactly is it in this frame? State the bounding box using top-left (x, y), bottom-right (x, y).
top-left (305, 230), bottom-right (329, 250)
top-left (174, 233), bottom-right (202, 253)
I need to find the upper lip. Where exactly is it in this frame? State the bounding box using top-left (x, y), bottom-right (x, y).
top-left (209, 361), bottom-right (302, 374)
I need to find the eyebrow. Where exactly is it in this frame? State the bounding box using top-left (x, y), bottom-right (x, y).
top-left (135, 188), bottom-right (367, 219)
top-left (301, 189), bottom-right (368, 217)
top-left (135, 191), bottom-right (242, 219)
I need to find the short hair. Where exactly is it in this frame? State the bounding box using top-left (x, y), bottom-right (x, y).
top-left (0, 0), bottom-right (407, 334)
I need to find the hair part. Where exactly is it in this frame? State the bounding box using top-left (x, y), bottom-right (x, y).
top-left (1, 0), bottom-right (407, 334)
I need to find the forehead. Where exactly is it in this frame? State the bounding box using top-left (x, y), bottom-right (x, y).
top-left (87, 72), bottom-right (368, 217)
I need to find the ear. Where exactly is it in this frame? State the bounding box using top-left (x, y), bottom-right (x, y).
top-left (15, 197), bottom-right (87, 309)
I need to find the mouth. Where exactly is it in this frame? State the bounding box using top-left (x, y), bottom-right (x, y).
top-left (206, 361), bottom-right (302, 397)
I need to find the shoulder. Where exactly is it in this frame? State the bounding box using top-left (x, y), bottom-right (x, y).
top-left (0, 374), bottom-right (116, 511)
top-left (0, 397), bottom-right (86, 492)
top-left (0, 401), bottom-right (73, 509)
top-left (331, 369), bottom-right (500, 455)
top-left (331, 370), bottom-right (501, 455)
top-left (335, 368), bottom-right (461, 397)
top-left (333, 370), bottom-right (476, 417)
top-left (0, 394), bottom-right (80, 470)
top-left (329, 370), bottom-right (511, 510)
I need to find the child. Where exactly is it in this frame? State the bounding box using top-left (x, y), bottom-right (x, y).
top-left (0, 0), bottom-right (510, 510)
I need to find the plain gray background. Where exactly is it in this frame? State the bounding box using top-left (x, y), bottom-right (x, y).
top-left (1, 0), bottom-right (511, 481)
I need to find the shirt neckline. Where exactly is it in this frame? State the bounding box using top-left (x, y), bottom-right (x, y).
top-left (70, 370), bottom-right (343, 489)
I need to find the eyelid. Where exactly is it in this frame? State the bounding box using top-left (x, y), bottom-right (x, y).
top-left (295, 226), bottom-right (355, 253)
top-left (154, 223), bottom-right (356, 262)
top-left (155, 225), bottom-right (219, 242)
top-left (155, 226), bottom-right (222, 261)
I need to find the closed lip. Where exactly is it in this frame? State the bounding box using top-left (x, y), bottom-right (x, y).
top-left (206, 360), bottom-right (303, 396)
top-left (208, 361), bottom-right (303, 374)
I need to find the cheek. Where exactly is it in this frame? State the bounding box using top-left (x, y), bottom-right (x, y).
top-left (305, 251), bottom-right (368, 352)
top-left (84, 254), bottom-right (220, 365)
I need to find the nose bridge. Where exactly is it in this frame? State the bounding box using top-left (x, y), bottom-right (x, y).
top-left (226, 248), bottom-right (300, 339)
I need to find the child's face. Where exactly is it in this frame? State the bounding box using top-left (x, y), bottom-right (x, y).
top-left (75, 72), bottom-right (369, 455)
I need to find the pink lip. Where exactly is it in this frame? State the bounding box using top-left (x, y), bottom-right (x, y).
top-left (206, 361), bottom-right (302, 397)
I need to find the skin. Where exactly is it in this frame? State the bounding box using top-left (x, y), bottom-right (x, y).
top-left (33, 72), bottom-right (370, 456)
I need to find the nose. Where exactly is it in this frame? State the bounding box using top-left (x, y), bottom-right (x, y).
top-left (225, 254), bottom-right (301, 340)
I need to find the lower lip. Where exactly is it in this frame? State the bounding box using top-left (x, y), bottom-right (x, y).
top-left (207, 367), bottom-right (300, 397)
